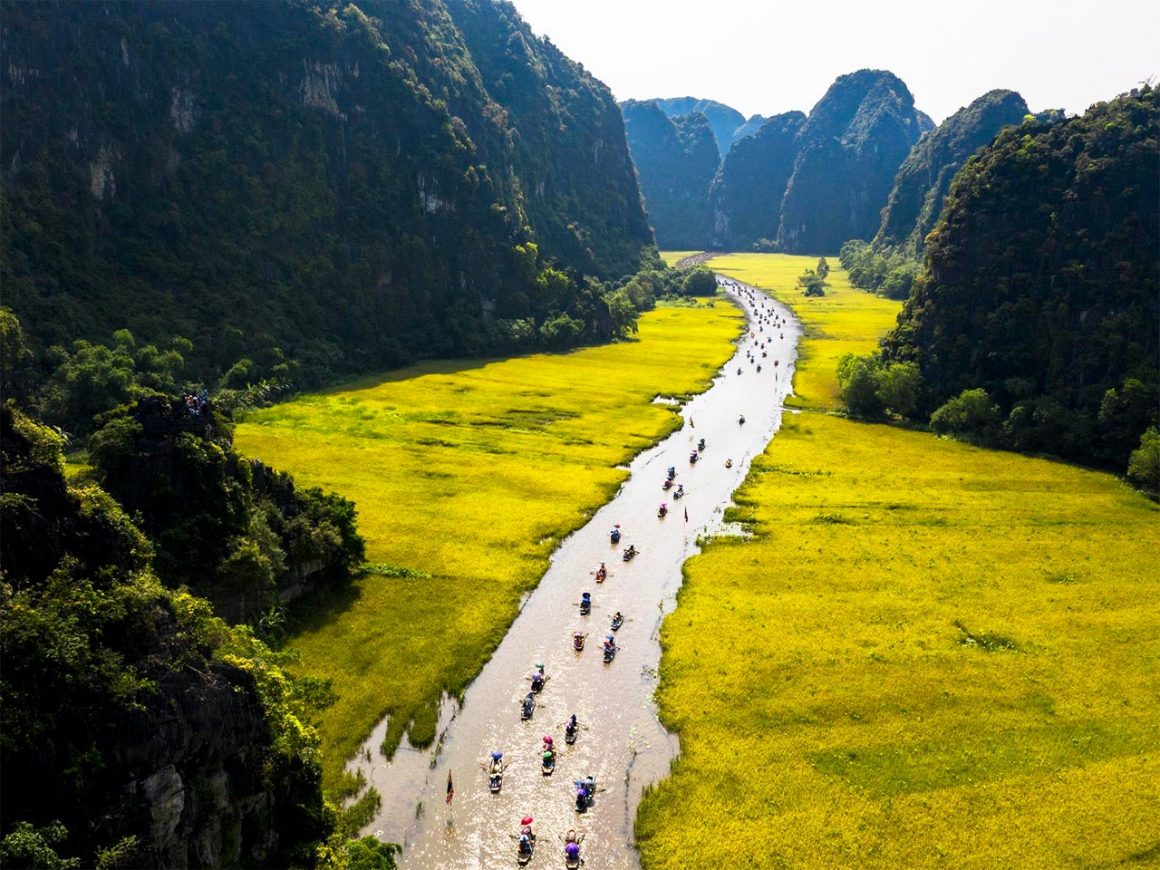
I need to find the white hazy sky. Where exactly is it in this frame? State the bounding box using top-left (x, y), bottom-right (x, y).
top-left (507, 0), bottom-right (1159, 123)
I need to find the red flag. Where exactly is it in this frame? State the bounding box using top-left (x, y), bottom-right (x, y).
top-left (445, 770), bottom-right (454, 804)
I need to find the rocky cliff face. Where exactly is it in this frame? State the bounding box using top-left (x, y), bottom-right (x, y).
top-left (1, 0), bottom-right (653, 378)
top-left (777, 69), bottom-right (924, 252)
top-left (708, 111), bottom-right (805, 249)
top-left (621, 100), bottom-right (719, 248)
top-left (1, 406), bottom-right (329, 867)
top-left (874, 89), bottom-right (1029, 254)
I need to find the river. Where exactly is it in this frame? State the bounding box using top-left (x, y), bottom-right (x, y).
top-left (350, 280), bottom-right (800, 868)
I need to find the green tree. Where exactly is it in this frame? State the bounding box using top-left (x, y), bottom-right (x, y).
top-left (837, 354), bottom-right (883, 418)
top-left (606, 290), bottom-right (639, 337)
top-left (345, 836), bottom-right (400, 870)
top-left (930, 388), bottom-right (1000, 439)
top-left (1126, 427), bottom-right (1159, 497)
top-left (876, 361), bottom-right (921, 417)
top-left (681, 266), bottom-right (718, 297)
top-left (816, 257), bottom-right (830, 280)
top-left (0, 822), bottom-right (79, 870)
top-left (797, 269), bottom-right (825, 297)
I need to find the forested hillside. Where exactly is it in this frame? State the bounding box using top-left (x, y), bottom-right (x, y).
top-left (881, 86), bottom-right (1159, 473)
top-left (777, 69), bottom-right (924, 252)
top-left (708, 112), bottom-right (805, 249)
top-left (621, 100), bottom-right (720, 249)
top-left (1, 0), bottom-right (654, 386)
top-left (874, 89), bottom-right (1029, 254)
top-left (0, 407), bottom-right (339, 867)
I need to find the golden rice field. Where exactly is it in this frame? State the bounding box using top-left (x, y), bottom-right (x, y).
top-left (660, 250), bottom-right (702, 266)
top-left (233, 302), bottom-right (743, 784)
top-left (635, 253), bottom-right (1160, 867)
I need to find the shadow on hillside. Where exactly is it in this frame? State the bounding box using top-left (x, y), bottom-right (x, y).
top-left (284, 581), bottom-right (365, 641)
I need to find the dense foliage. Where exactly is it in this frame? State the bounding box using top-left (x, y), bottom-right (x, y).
top-left (874, 89), bottom-right (1030, 255)
top-left (87, 394), bottom-right (365, 625)
top-left (621, 100), bottom-right (720, 248)
top-left (777, 70), bottom-right (924, 252)
top-left (708, 112), bottom-right (805, 250)
top-left (0, 406), bottom-right (335, 867)
top-left (838, 239), bottom-right (920, 299)
top-left (651, 96), bottom-right (744, 158)
top-left (880, 86), bottom-right (1159, 475)
top-left (1, 0), bottom-right (655, 388)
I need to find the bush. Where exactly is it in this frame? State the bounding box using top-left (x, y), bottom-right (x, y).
top-left (837, 354), bottom-right (883, 418)
top-left (837, 355), bottom-right (922, 420)
top-left (930, 388), bottom-right (1000, 438)
top-left (1126, 427), bottom-right (1159, 497)
top-left (875, 361), bottom-right (921, 417)
top-left (681, 266), bottom-right (718, 297)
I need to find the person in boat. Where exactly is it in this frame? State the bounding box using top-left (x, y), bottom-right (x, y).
top-left (566, 713), bottom-right (578, 734)
top-left (698, 438), bottom-right (705, 450)
top-left (657, 503), bottom-right (668, 516)
top-left (573, 631), bottom-right (585, 649)
top-left (564, 841), bottom-right (581, 862)
top-left (543, 746), bottom-right (556, 767)
top-left (675, 484), bottom-right (684, 497)
top-left (612, 611), bottom-right (623, 625)
top-left (489, 750), bottom-right (504, 773)
top-left (610, 526), bottom-right (621, 543)
top-left (580, 591), bottom-right (592, 608)
top-left (666, 465), bottom-right (676, 479)
top-left (738, 414), bottom-right (746, 424)
top-left (518, 833), bottom-right (532, 855)
top-left (596, 562), bottom-right (607, 581)
top-left (623, 544), bottom-right (637, 559)
top-left (602, 635), bottom-right (616, 653)
top-left (726, 458), bottom-right (733, 468)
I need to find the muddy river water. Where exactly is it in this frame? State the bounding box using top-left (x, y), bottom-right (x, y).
top-left (351, 281), bottom-right (801, 868)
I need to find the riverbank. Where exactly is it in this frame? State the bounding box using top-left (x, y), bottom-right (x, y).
top-left (635, 254), bottom-right (1160, 866)
top-left (233, 301), bottom-right (743, 787)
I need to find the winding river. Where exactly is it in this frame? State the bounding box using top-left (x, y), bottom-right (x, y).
top-left (351, 281), bottom-right (801, 868)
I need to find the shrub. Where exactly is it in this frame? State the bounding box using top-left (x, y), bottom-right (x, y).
top-left (930, 388), bottom-right (1000, 438)
top-left (681, 266), bottom-right (719, 297)
top-left (1126, 427), bottom-right (1159, 497)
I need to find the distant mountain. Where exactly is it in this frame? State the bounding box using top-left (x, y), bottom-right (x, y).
top-left (917, 110), bottom-right (936, 134)
top-left (883, 86), bottom-right (1159, 470)
top-left (732, 114), bottom-right (768, 145)
top-left (777, 69), bottom-right (924, 252)
top-left (1, 0), bottom-right (654, 383)
top-left (621, 101), bottom-right (719, 248)
top-left (708, 112), bottom-right (806, 249)
top-left (653, 97), bottom-right (745, 159)
top-left (875, 89), bottom-right (1030, 254)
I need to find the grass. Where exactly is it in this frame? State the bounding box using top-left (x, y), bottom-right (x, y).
top-left (233, 301), bottom-right (743, 785)
top-left (635, 253), bottom-right (1160, 867)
